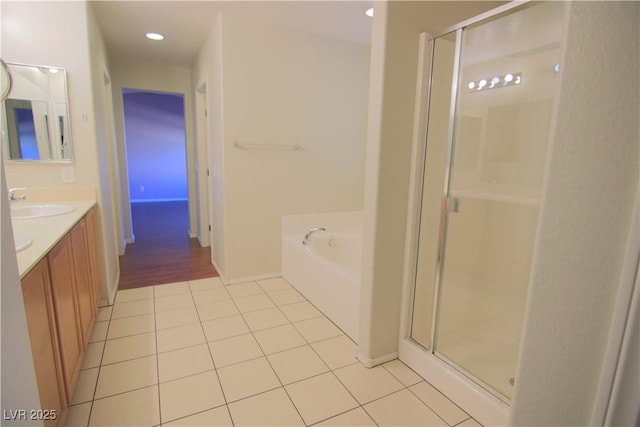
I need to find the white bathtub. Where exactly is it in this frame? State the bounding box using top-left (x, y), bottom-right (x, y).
top-left (281, 212), bottom-right (362, 341)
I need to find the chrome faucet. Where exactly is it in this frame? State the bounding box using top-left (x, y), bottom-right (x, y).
top-left (302, 227), bottom-right (326, 245)
top-left (8, 187), bottom-right (26, 202)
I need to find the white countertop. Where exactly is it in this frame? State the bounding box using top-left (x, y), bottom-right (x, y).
top-left (12, 201), bottom-right (96, 279)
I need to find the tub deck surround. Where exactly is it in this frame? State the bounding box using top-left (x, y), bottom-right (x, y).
top-left (12, 200), bottom-right (97, 278)
top-left (282, 212), bottom-right (363, 341)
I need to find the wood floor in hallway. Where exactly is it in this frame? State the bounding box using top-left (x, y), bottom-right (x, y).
top-left (118, 201), bottom-right (218, 290)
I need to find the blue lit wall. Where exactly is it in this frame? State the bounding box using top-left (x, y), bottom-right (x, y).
top-left (123, 90), bottom-right (187, 202)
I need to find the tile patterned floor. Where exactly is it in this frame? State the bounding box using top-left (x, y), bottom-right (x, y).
top-left (64, 277), bottom-right (483, 427)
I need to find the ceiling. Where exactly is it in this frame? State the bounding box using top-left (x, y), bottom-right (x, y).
top-left (91, 1), bottom-right (505, 68)
top-left (91, 1), bottom-right (374, 67)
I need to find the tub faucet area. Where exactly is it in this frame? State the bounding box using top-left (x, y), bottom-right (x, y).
top-left (302, 227), bottom-right (326, 244)
top-left (282, 211), bottom-right (363, 340)
top-left (8, 188), bottom-right (27, 202)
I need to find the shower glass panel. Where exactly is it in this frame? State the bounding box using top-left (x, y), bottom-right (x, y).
top-left (433, 2), bottom-right (565, 401)
top-left (410, 33), bottom-right (457, 350)
top-left (402, 2), bottom-right (568, 403)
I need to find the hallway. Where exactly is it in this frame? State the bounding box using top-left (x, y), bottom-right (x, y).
top-left (118, 201), bottom-right (218, 290)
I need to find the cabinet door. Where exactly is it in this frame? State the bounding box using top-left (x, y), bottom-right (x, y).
top-left (48, 234), bottom-right (82, 401)
top-left (85, 207), bottom-right (101, 310)
top-left (70, 220), bottom-right (95, 348)
top-left (22, 258), bottom-right (67, 427)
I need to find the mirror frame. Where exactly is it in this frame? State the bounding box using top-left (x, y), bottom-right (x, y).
top-left (0, 60), bottom-right (12, 101)
top-left (2, 62), bottom-right (73, 163)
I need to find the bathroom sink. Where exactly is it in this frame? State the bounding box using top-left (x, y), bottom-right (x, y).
top-left (14, 235), bottom-right (33, 252)
top-left (11, 204), bottom-right (76, 219)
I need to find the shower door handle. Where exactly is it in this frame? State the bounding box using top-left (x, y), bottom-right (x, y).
top-left (447, 196), bottom-right (460, 213)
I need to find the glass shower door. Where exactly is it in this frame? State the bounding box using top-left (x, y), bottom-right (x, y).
top-left (410, 33), bottom-right (457, 350)
top-left (432, 2), bottom-right (565, 401)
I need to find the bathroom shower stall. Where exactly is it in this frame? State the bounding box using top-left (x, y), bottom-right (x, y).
top-left (402, 1), bottom-right (566, 419)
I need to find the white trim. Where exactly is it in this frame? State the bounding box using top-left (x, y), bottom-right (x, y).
top-left (356, 351), bottom-right (398, 368)
top-left (130, 198), bottom-right (188, 203)
top-left (119, 238), bottom-right (127, 256)
top-left (592, 186), bottom-right (640, 424)
top-left (225, 272), bottom-right (281, 286)
top-left (399, 32), bottom-right (433, 343)
top-left (212, 258), bottom-right (227, 285)
top-left (100, 270), bottom-right (120, 307)
top-left (605, 266), bottom-right (639, 426)
top-left (400, 338), bottom-right (509, 426)
top-left (432, 1), bottom-right (531, 40)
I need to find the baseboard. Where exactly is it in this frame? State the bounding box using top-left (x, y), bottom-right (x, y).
top-left (99, 270), bottom-right (120, 307)
top-left (188, 230), bottom-right (197, 239)
top-left (356, 351), bottom-right (398, 368)
top-left (211, 258), bottom-right (227, 285)
top-left (398, 338), bottom-right (508, 426)
top-left (130, 198), bottom-right (188, 203)
top-left (126, 234), bottom-right (135, 244)
top-left (226, 272), bottom-right (281, 286)
top-left (197, 234), bottom-right (210, 248)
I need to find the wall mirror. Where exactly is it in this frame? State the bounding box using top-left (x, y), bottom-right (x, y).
top-left (1, 62), bottom-right (72, 162)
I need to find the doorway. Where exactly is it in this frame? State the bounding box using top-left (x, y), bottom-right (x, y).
top-left (118, 89), bottom-right (216, 288)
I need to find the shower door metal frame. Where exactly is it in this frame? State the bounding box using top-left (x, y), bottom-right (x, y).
top-left (428, 27), bottom-right (463, 355)
top-left (406, 0), bottom-right (544, 404)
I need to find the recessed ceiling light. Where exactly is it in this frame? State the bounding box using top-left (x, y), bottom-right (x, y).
top-left (365, 7), bottom-right (374, 17)
top-left (146, 32), bottom-right (164, 41)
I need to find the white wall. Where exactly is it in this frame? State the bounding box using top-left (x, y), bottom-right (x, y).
top-left (86, 3), bottom-right (123, 304)
top-left (1, 1), bottom-right (119, 304)
top-left (193, 14), bottom-right (226, 278)
top-left (359, 0), bottom-right (504, 364)
top-left (1, 2), bottom-right (107, 415)
top-left (195, 13), bottom-right (370, 283)
top-left (363, 1), bottom-right (639, 422)
top-left (109, 60), bottom-right (197, 243)
top-left (510, 2), bottom-right (639, 424)
top-left (2, 1), bottom-right (99, 189)
top-left (0, 165), bottom-right (42, 426)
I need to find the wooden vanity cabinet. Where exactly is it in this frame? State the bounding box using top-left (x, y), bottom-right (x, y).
top-left (48, 233), bottom-right (83, 402)
top-left (21, 207), bottom-right (101, 406)
top-left (70, 219), bottom-right (96, 347)
top-left (85, 207), bottom-right (101, 309)
top-left (21, 258), bottom-right (67, 427)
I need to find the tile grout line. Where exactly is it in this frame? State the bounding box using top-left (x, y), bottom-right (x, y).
top-left (82, 384), bottom-right (161, 406)
top-left (235, 280), bottom-right (310, 425)
top-left (262, 277), bottom-right (378, 426)
top-left (221, 280), bottom-right (272, 425)
top-left (403, 375), bottom-right (461, 426)
top-left (113, 279), bottom-right (477, 427)
top-left (452, 416), bottom-right (473, 426)
top-left (381, 357), bottom-right (476, 425)
top-left (89, 302), bottom-right (117, 425)
top-left (187, 280), bottom-right (236, 426)
top-left (152, 285), bottom-right (163, 427)
top-left (277, 276), bottom-right (460, 426)
top-left (255, 278), bottom-right (367, 425)
top-left (275, 277), bottom-right (399, 427)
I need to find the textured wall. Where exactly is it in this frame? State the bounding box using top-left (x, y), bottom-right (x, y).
top-left (510, 2), bottom-right (640, 424)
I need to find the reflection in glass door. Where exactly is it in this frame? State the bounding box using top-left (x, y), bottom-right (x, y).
top-left (410, 2), bottom-right (565, 402)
